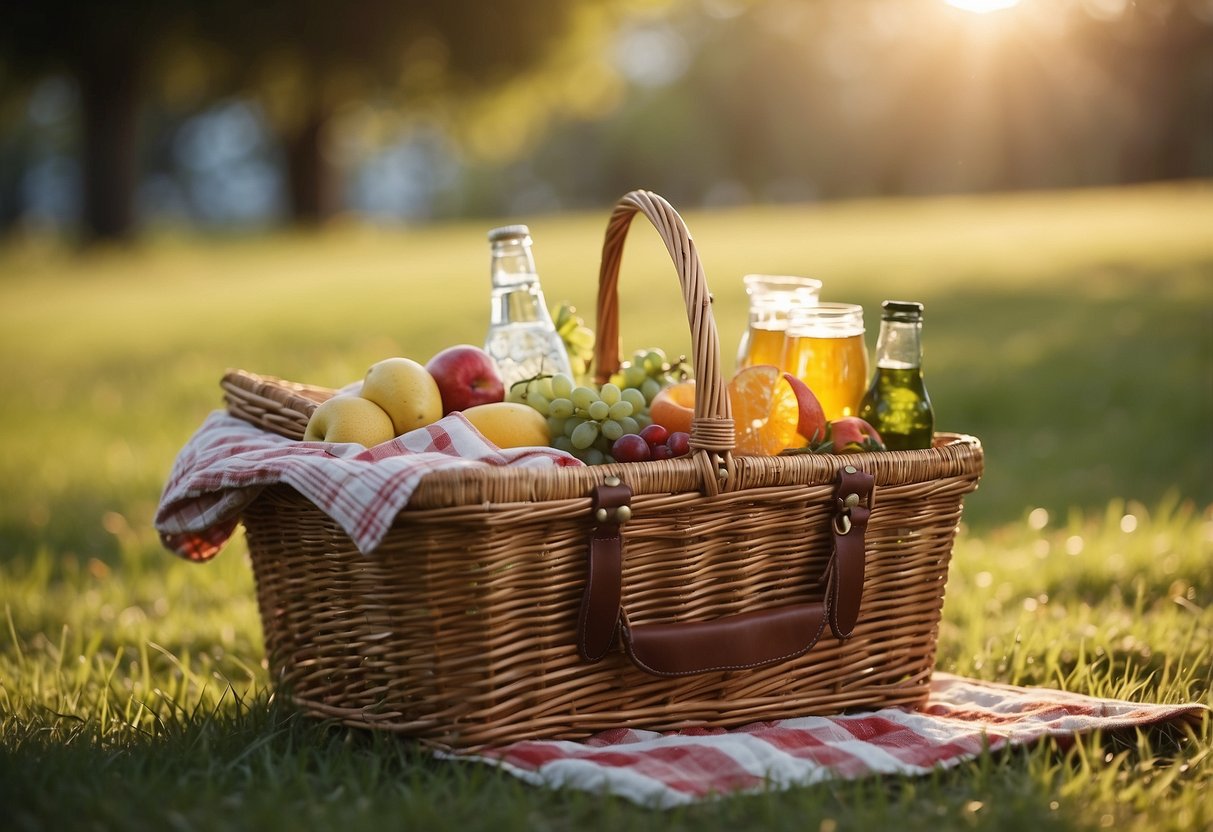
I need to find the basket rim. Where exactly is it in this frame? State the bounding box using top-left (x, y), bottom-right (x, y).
top-left (222, 367), bottom-right (982, 511)
top-left (400, 432), bottom-right (982, 509)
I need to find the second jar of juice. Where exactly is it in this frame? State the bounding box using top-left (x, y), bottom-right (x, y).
top-left (782, 302), bottom-right (869, 421)
top-left (736, 274), bottom-right (822, 370)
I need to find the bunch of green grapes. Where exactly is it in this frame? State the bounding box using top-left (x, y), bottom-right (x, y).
top-left (553, 303), bottom-right (595, 384)
top-left (609, 347), bottom-right (692, 405)
top-left (508, 372), bottom-right (652, 465)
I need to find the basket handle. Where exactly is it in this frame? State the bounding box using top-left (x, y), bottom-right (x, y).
top-left (594, 191), bottom-right (735, 464)
top-left (579, 467), bottom-right (874, 677)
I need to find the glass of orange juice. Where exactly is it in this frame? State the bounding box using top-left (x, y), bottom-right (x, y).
top-left (781, 302), bottom-right (869, 421)
top-left (736, 275), bottom-right (822, 371)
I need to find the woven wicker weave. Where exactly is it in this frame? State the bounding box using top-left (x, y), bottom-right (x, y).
top-left (226, 190), bottom-right (983, 749)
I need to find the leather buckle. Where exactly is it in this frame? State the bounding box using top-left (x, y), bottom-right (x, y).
top-left (833, 465), bottom-right (874, 535)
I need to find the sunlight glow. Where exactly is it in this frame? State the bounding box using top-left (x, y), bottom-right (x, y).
top-left (945, 0), bottom-right (1022, 12)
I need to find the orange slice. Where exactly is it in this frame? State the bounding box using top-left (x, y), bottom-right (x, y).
top-left (727, 365), bottom-right (806, 455)
top-left (649, 380), bottom-right (696, 435)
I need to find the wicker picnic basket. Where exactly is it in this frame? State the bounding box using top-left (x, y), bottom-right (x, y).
top-left (222, 190), bottom-right (983, 750)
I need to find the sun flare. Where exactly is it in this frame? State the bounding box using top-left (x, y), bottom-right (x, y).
top-left (944, 0), bottom-right (1022, 12)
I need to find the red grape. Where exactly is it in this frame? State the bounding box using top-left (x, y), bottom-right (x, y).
top-left (611, 434), bottom-right (652, 463)
top-left (639, 424), bottom-right (669, 448)
top-left (667, 431), bottom-right (691, 457)
top-left (651, 443), bottom-right (674, 461)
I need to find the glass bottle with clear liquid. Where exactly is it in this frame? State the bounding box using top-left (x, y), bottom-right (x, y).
top-left (857, 300), bottom-right (935, 450)
top-left (483, 224), bottom-right (572, 391)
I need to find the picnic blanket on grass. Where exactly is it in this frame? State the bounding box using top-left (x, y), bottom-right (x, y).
top-left (453, 673), bottom-right (1207, 808)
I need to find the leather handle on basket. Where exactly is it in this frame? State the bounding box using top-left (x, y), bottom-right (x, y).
top-left (578, 467), bottom-right (875, 677)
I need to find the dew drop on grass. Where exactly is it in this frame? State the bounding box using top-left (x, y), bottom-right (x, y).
top-left (102, 511), bottom-right (129, 536)
top-left (119, 606), bottom-right (147, 627)
top-left (1028, 507), bottom-right (1049, 530)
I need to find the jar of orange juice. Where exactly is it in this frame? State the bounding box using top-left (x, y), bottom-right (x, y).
top-left (735, 274), bottom-right (821, 371)
top-left (781, 302), bottom-right (869, 421)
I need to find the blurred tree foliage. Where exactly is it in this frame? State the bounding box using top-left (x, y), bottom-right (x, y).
top-left (194, 0), bottom-right (590, 226)
top-left (0, 0), bottom-right (588, 240)
top-left (0, 1), bottom-right (185, 240)
top-left (1, 0), bottom-right (1210, 236)
top-left (505, 0), bottom-right (1213, 211)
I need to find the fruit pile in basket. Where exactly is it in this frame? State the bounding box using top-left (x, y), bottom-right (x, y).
top-left (500, 345), bottom-right (691, 465)
top-left (304, 317), bottom-right (887, 464)
top-left (304, 346), bottom-right (549, 451)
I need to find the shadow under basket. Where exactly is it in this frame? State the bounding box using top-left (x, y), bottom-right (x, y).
top-left (226, 190), bottom-right (983, 750)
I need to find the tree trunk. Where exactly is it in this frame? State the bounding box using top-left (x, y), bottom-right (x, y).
top-left (77, 46), bottom-right (142, 243)
top-left (285, 105), bottom-right (338, 225)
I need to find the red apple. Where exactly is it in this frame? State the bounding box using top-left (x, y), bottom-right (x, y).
top-left (783, 373), bottom-right (828, 446)
top-left (424, 345), bottom-right (505, 414)
top-left (827, 416), bottom-right (886, 454)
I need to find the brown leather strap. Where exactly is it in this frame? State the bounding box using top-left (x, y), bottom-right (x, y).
top-left (577, 481), bottom-right (631, 661)
top-left (625, 603), bottom-right (827, 677)
top-left (828, 466), bottom-right (873, 640)
top-left (578, 467), bottom-right (874, 675)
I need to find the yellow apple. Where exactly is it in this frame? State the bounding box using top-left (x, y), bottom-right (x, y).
top-left (360, 357), bottom-right (443, 435)
top-left (461, 402), bottom-right (550, 449)
top-left (303, 395), bottom-right (395, 446)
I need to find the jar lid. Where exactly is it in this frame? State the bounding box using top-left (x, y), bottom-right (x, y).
top-left (488, 224), bottom-right (531, 242)
top-left (743, 274), bottom-right (823, 297)
top-left (881, 300), bottom-right (923, 322)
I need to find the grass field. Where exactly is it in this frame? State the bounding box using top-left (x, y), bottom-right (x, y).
top-left (1, 182), bottom-right (1210, 830)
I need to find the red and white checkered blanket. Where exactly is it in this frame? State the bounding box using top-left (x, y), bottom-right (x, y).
top-left (155, 411), bottom-right (582, 560)
top-left (455, 673), bottom-right (1206, 808)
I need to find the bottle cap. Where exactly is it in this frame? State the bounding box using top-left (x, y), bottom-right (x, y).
top-left (881, 300), bottom-right (923, 322)
top-left (488, 224), bottom-right (531, 242)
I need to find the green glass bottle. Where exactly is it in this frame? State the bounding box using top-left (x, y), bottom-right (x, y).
top-left (858, 301), bottom-right (935, 450)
